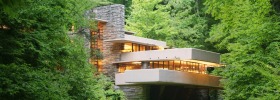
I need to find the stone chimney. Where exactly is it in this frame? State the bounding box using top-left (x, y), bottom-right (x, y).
top-left (87, 4), bottom-right (125, 79)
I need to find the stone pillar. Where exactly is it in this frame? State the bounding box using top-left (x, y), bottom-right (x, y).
top-left (141, 61), bottom-right (150, 69)
top-left (118, 85), bottom-right (150, 100)
top-left (90, 5), bottom-right (151, 100)
top-left (89, 4), bottom-right (125, 79)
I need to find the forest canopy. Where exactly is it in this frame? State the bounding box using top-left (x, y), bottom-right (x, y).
top-left (0, 0), bottom-right (124, 99)
top-left (126, 0), bottom-right (280, 99)
top-left (1, 0), bottom-right (280, 99)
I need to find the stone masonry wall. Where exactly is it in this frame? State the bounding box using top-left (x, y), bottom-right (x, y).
top-left (88, 4), bottom-right (150, 100)
top-left (89, 4), bottom-right (125, 79)
top-left (118, 85), bottom-right (150, 100)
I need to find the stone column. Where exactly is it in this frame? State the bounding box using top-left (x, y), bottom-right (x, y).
top-left (141, 61), bottom-right (150, 69)
top-left (90, 4), bottom-right (125, 79)
top-left (90, 5), bottom-right (151, 100)
top-left (118, 85), bottom-right (150, 100)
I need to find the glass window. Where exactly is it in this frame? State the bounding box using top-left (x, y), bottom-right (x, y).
top-left (121, 43), bottom-right (159, 52)
top-left (145, 46), bottom-right (151, 51)
top-left (122, 43), bottom-right (132, 52)
top-left (151, 46), bottom-right (158, 50)
top-left (117, 60), bottom-right (209, 74)
top-left (140, 45), bottom-right (145, 51)
top-left (181, 61), bottom-right (187, 71)
top-left (159, 61), bottom-right (164, 69)
top-left (174, 61), bottom-right (181, 71)
top-left (150, 62), bottom-right (153, 69)
top-left (169, 61), bottom-right (174, 70)
top-left (164, 61), bottom-right (169, 70)
top-left (153, 61), bottom-right (159, 69)
top-left (132, 43), bottom-right (137, 52)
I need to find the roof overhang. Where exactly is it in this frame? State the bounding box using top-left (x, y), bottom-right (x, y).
top-left (104, 34), bottom-right (167, 47)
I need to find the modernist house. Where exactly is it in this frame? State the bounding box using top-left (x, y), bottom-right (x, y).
top-left (86, 4), bottom-right (222, 100)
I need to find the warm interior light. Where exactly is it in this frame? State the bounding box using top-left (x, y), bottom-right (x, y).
top-left (158, 46), bottom-right (164, 50)
top-left (183, 60), bottom-right (221, 67)
top-left (121, 43), bottom-right (132, 52)
top-left (126, 66), bottom-right (134, 70)
top-left (132, 62), bottom-right (141, 64)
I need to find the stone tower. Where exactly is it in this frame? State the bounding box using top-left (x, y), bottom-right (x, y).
top-left (87, 4), bottom-right (125, 79)
top-left (86, 4), bottom-right (150, 99)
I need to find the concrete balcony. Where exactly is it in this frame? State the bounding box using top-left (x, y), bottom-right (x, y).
top-left (115, 69), bottom-right (221, 88)
top-left (104, 34), bottom-right (167, 47)
top-left (116, 48), bottom-right (220, 66)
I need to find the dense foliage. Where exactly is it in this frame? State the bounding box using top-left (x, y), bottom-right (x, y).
top-left (0, 0), bottom-right (124, 99)
top-left (166, 0), bottom-right (215, 49)
top-left (126, 0), bottom-right (216, 49)
top-left (127, 0), bottom-right (280, 99)
top-left (205, 0), bottom-right (280, 99)
top-left (126, 0), bottom-right (173, 41)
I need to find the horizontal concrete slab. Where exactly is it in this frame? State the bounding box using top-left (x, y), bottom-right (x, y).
top-left (116, 48), bottom-right (220, 65)
top-left (104, 34), bottom-right (167, 47)
top-left (115, 69), bottom-right (221, 88)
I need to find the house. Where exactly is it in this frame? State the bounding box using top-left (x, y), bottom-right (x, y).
top-left (86, 4), bottom-right (222, 100)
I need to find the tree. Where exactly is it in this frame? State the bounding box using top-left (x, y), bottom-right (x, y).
top-left (166, 0), bottom-right (216, 49)
top-left (126, 0), bottom-right (173, 41)
top-left (126, 0), bottom-right (216, 50)
top-left (205, 0), bottom-right (280, 99)
top-left (0, 0), bottom-right (124, 99)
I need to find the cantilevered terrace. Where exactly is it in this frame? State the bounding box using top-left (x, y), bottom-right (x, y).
top-left (105, 31), bottom-right (222, 88)
top-left (90, 4), bottom-right (223, 99)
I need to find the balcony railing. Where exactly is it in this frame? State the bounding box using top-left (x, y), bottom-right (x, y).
top-left (118, 60), bottom-right (214, 74)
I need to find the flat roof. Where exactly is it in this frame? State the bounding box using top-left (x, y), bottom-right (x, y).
top-left (104, 34), bottom-right (167, 47)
